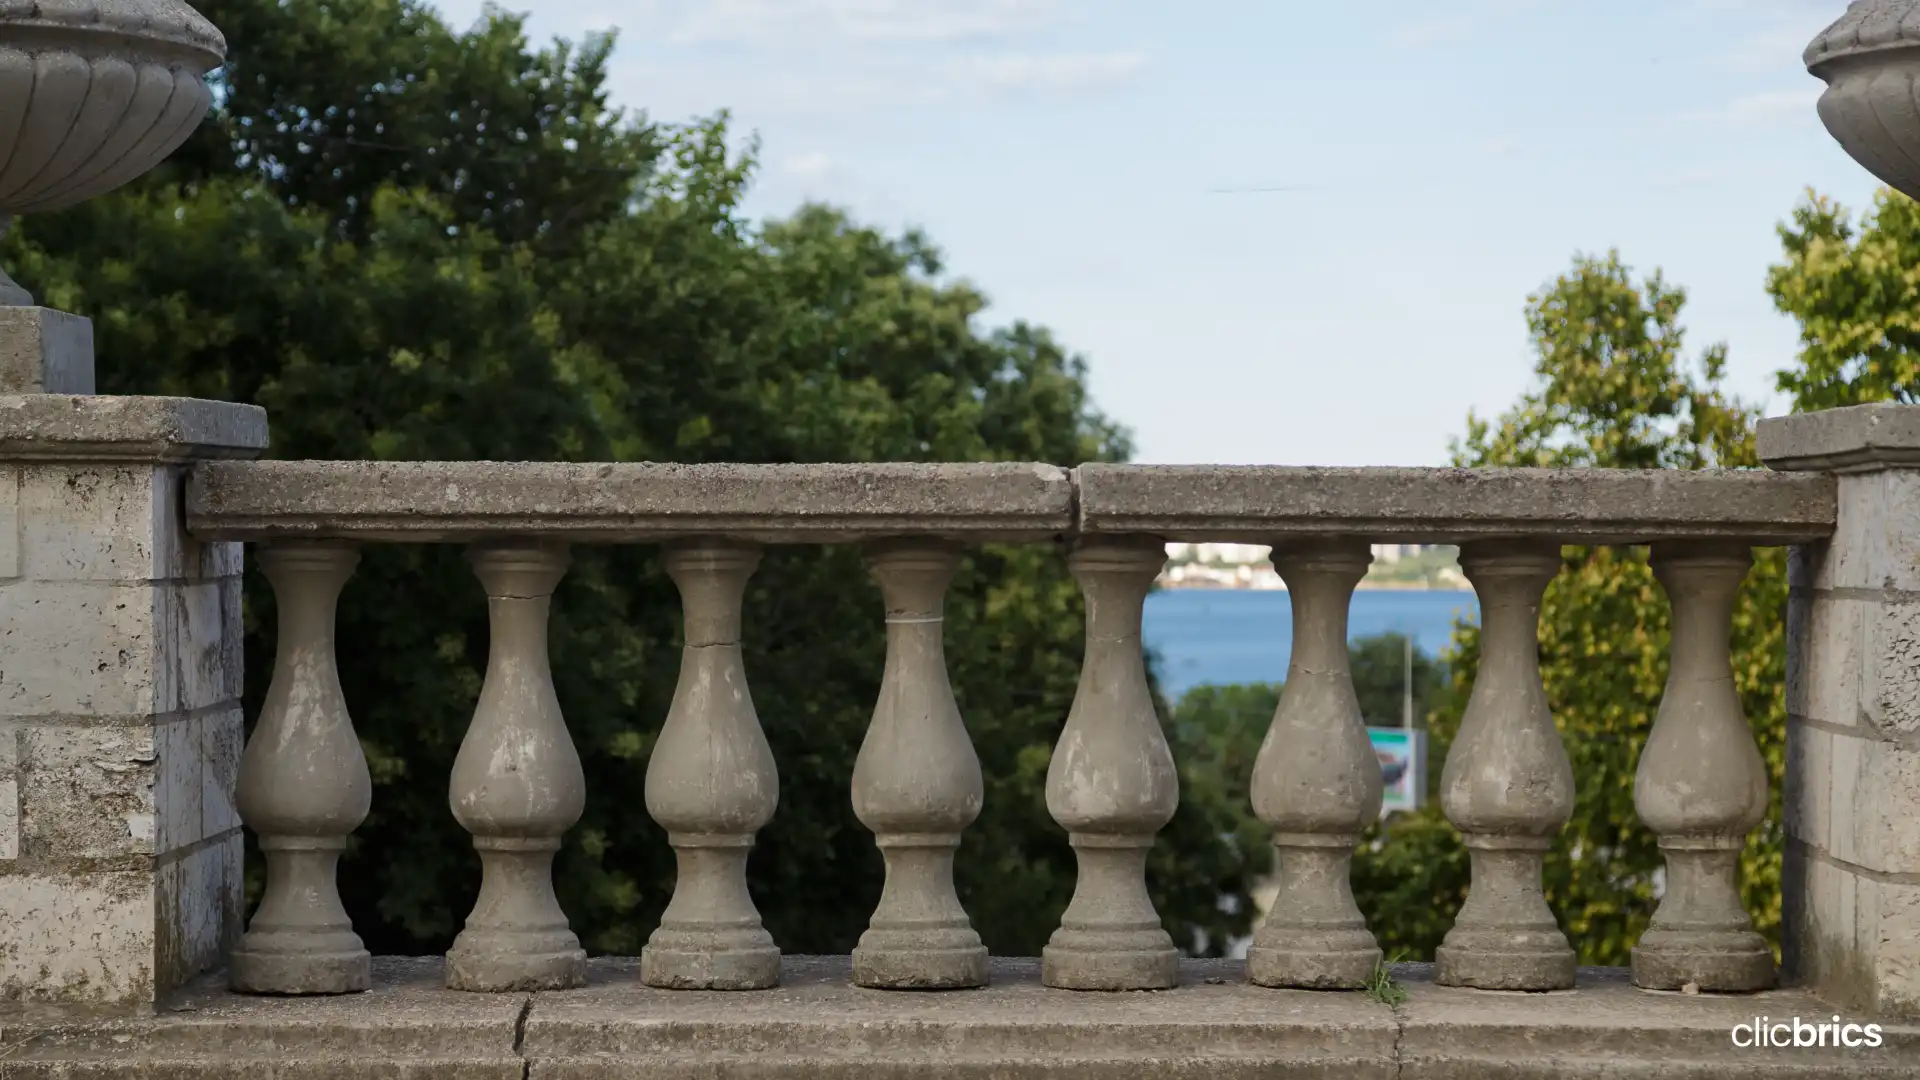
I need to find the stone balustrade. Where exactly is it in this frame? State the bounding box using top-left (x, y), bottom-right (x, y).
top-left (13, 417), bottom-right (1920, 1075)
top-left (150, 456), bottom-right (1849, 1002)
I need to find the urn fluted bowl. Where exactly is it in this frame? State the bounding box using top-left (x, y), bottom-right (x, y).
top-left (0, 0), bottom-right (224, 302)
top-left (1807, 0), bottom-right (1920, 202)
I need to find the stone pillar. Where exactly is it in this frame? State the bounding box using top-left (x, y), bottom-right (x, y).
top-left (0, 393), bottom-right (265, 1006)
top-left (1761, 405), bottom-right (1920, 1018)
top-left (1247, 539), bottom-right (1384, 989)
top-left (642, 540), bottom-right (781, 990)
top-left (445, 541), bottom-right (586, 992)
top-left (1043, 536), bottom-right (1179, 991)
top-left (1631, 541), bottom-right (1774, 992)
top-left (1435, 540), bottom-right (1576, 991)
top-left (230, 542), bottom-right (372, 994)
top-left (851, 540), bottom-right (988, 990)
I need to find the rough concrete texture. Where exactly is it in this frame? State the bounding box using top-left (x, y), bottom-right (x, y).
top-left (1633, 544), bottom-right (1775, 992)
top-left (0, 396), bottom-right (265, 463)
top-left (850, 541), bottom-right (988, 990)
top-left (1043, 539), bottom-right (1180, 992)
top-left (642, 541), bottom-right (781, 991)
top-left (445, 543), bottom-right (587, 993)
top-left (186, 460), bottom-right (1075, 543)
top-left (1247, 540), bottom-right (1383, 990)
top-left (1436, 541), bottom-right (1577, 991)
top-left (1763, 404), bottom-right (1920, 474)
top-left (0, 309), bottom-right (93, 395)
top-left (1076, 463), bottom-right (1836, 544)
top-left (0, 956), bottom-right (1915, 1078)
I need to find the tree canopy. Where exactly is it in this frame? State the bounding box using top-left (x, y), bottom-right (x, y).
top-left (6, 0), bottom-right (1261, 958)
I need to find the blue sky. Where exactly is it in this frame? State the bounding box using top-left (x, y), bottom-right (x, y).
top-left (434, 0), bottom-right (1881, 466)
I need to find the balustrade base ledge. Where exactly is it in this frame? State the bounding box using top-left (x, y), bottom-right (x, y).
top-left (1, 955), bottom-right (1914, 1079)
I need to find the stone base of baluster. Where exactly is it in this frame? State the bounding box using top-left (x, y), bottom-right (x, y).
top-left (1632, 928), bottom-right (1775, 992)
top-left (1042, 926), bottom-right (1179, 991)
top-left (229, 934), bottom-right (372, 995)
top-left (854, 928), bottom-right (989, 990)
top-left (1246, 927), bottom-right (1381, 990)
top-left (445, 931), bottom-right (586, 993)
top-left (1435, 927), bottom-right (1577, 991)
top-left (643, 928), bottom-right (781, 990)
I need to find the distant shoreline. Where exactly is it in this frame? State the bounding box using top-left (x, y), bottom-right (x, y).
top-left (1154, 580), bottom-right (1470, 593)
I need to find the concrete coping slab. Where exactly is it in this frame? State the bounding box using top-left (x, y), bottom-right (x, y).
top-left (1076, 464), bottom-right (1838, 545)
top-left (1760, 404), bottom-right (1920, 474)
top-left (0, 957), bottom-right (1914, 1079)
top-left (0, 395), bottom-right (268, 464)
top-left (185, 460), bottom-right (1839, 547)
top-left (186, 460), bottom-right (1076, 543)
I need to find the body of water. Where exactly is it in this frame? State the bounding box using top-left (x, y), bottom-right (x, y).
top-left (1143, 589), bottom-right (1480, 701)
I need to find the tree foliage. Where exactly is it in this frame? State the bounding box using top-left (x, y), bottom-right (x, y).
top-left (1768, 188), bottom-right (1920, 408)
top-left (6, 0), bottom-right (1257, 958)
top-left (1358, 252), bottom-right (1790, 965)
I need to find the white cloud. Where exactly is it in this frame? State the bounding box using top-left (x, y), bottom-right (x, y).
top-left (1677, 87), bottom-right (1820, 126)
top-left (782, 150), bottom-right (834, 177)
top-left (956, 50), bottom-right (1147, 94)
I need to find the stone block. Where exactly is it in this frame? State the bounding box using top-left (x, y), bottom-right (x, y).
top-left (0, 395), bottom-right (267, 464)
top-left (200, 705), bottom-right (242, 841)
top-left (0, 307), bottom-right (94, 395)
top-left (1792, 594), bottom-right (1866, 728)
top-left (1789, 542), bottom-right (1830, 591)
top-left (0, 868), bottom-right (156, 1003)
top-left (1855, 739), bottom-right (1920, 875)
top-left (1760, 402), bottom-right (1920, 473)
top-left (19, 723), bottom-right (158, 858)
top-left (0, 724), bottom-right (17, 860)
top-left (157, 832), bottom-right (242, 991)
top-left (154, 715), bottom-right (200, 855)
top-left (1786, 718), bottom-right (1833, 849)
top-left (0, 465), bottom-right (17, 580)
top-left (1865, 600), bottom-right (1920, 738)
top-left (0, 580), bottom-right (238, 718)
top-left (1831, 731), bottom-right (1865, 866)
top-left (1870, 877), bottom-right (1920, 1016)
top-left (18, 464), bottom-right (243, 583)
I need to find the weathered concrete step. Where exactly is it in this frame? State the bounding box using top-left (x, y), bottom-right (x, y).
top-left (0, 957), bottom-right (1915, 1078)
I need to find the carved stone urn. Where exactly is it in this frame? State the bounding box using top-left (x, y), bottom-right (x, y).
top-left (0, 0), bottom-right (225, 304)
top-left (1806, 0), bottom-right (1920, 201)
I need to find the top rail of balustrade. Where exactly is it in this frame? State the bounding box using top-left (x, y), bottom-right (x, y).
top-left (184, 460), bottom-right (1838, 545)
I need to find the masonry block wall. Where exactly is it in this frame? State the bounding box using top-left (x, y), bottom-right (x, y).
top-left (1764, 405), bottom-right (1920, 1018)
top-left (0, 394), bottom-right (267, 1005)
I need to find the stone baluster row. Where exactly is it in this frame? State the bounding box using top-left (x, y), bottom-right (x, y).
top-left (228, 533), bottom-right (1777, 998)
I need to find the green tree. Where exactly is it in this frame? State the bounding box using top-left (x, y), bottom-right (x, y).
top-left (1368, 251), bottom-right (1788, 966)
top-left (1767, 187), bottom-right (1920, 407)
top-left (6, 0), bottom-right (1253, 958)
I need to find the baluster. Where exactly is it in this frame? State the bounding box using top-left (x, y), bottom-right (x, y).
top-left (642, 540), bottom-right (781, 990)
top-left (445, 541), bottom-right (587, 992)
top-left (1043, 536), bottom-right (1180, 991)
top-left (1247, 539), bottom-right (1384, 989)
top-left (1632, 542), bottom-right (1774, 991)
top-left (1435, 540), bottom-right (1576, 991)
top-left (230, 542), bottom-right (371, 994)
top-left (850, 540), bottom-right (989, 989)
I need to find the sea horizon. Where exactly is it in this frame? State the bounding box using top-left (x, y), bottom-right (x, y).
top-left (1142, 588), bottom-right (1480, 701)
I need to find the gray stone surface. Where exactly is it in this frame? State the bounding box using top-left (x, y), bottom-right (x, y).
top-left (1076, 464), bottom-right (1836, 544)
top-left (1805, 1), bottom-right (1920, 206)
top-left (0, 396), bottom-right (255, 1006)
top-left (187, 460), bottom-right (1075, 542)
top-left (1762, 404), bottom-right (1920, 474)
top-left (0, 396), bottom-right (266, 463)
top-left (0, 309), bottom-right (93, 394)
top-left (2, 956), bottom-right (1917, 1078)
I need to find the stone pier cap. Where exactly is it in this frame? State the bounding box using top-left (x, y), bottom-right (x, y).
top-left (185, 461), bottom-right (1837, 546)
